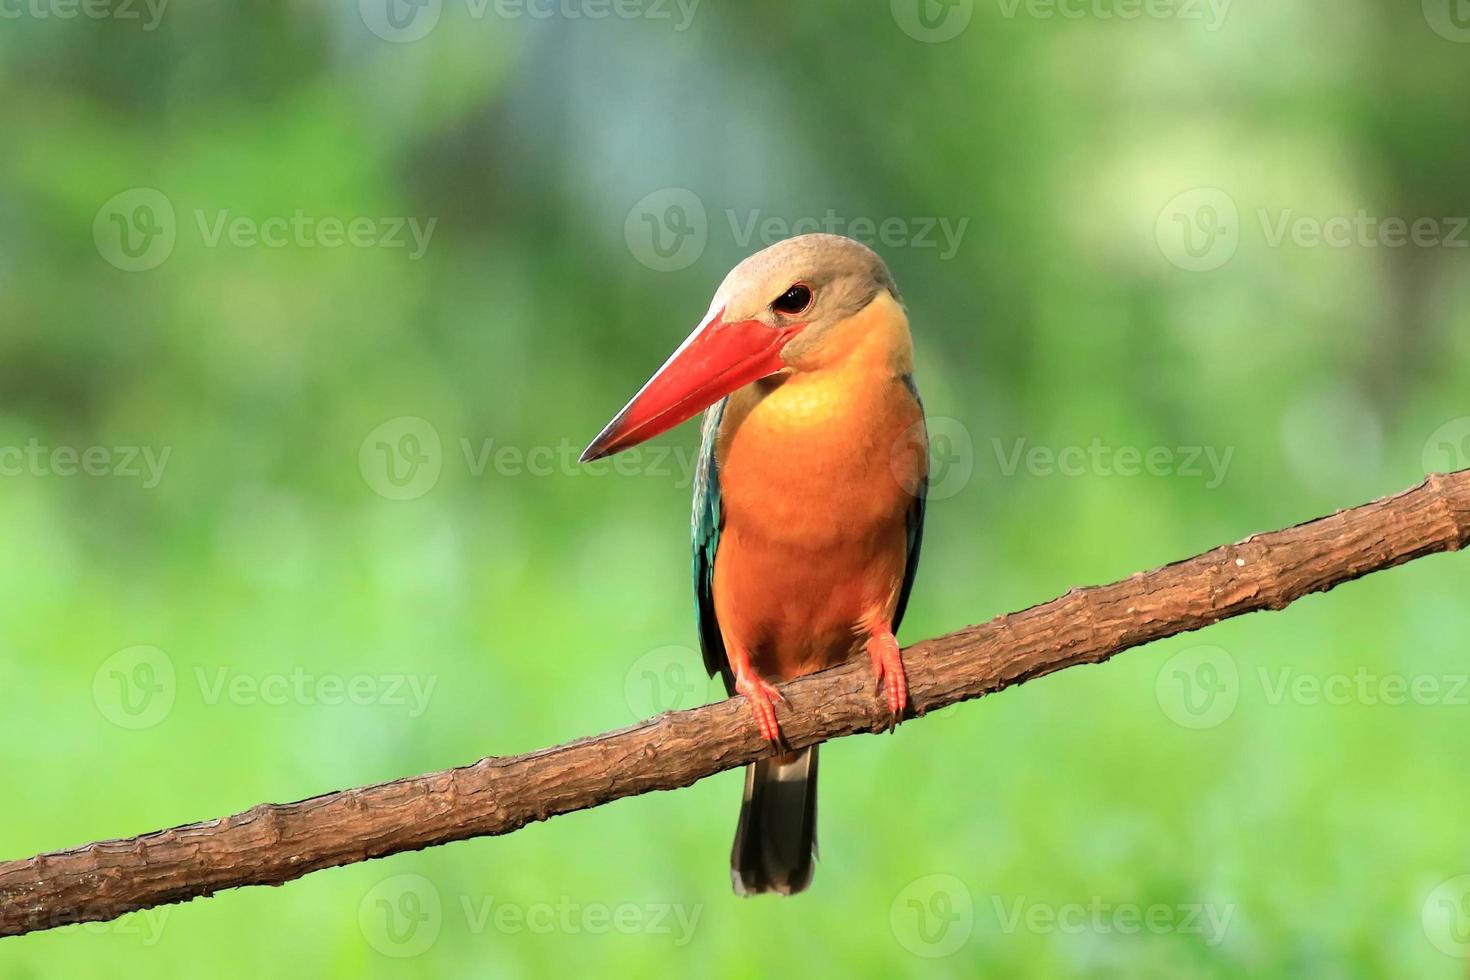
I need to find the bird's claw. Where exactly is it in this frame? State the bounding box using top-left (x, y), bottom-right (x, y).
top-left (866, 631), bottom-right (908, 728)
top-left (735, 672), bottom-right (785, 744)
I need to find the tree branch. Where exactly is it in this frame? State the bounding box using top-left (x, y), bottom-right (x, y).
top-left (4, 471), bottom-right (1469, 938)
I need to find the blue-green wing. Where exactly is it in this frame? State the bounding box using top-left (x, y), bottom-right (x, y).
top-left (692, 399), bottom-right (734, 694)
top-left (891, 375), bottom-right (927, 635)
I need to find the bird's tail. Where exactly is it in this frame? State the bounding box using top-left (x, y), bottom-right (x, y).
top-left (731, 745), bottom-right (818, 896)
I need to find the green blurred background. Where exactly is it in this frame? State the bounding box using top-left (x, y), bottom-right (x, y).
top-left (3, 1), bottom-right (1470, 976)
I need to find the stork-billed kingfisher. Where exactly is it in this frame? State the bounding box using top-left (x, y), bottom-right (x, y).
top-left (581, 234), bottom-right (927, 896)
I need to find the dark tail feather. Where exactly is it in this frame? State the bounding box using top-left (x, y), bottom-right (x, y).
top-left (731, 746), bottom-right (819, 896)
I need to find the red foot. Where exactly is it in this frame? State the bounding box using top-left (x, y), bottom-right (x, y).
top-left (866, 629), bottom-right (908, 723)
top-left (734, 670), bottom-right (785, 744)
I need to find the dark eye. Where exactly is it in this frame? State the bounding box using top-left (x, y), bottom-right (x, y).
top-left (771, 283), bottom-right (813, 316)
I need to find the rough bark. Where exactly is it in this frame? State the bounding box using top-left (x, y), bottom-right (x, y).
top-left (3, 471), bottom-right (1468, 939)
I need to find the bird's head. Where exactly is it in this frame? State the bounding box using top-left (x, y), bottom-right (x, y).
top-left (580, 233), bottom-right (899, 462)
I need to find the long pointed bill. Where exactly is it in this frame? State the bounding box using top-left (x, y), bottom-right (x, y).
top-left (580, 309), bottom-right (802, 463)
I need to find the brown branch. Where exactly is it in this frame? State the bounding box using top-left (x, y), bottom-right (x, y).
top-left (4, 471), bottom-right (1470, 938)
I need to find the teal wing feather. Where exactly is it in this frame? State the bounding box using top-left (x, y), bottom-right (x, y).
top-left (891, 375), bottom-right (927, 634)
top-left (692, 399), bottom-right (734, 694)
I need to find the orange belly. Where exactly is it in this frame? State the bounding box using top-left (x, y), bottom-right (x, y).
top-left (712, 367), bottom-right (924, 681)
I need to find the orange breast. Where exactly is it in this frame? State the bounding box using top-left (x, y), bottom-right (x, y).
top-left (711, 295), bottom-right (925, 681)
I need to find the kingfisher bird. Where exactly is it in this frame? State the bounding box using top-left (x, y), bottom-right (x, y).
top-left (581, 234), bottom-right (927, 896)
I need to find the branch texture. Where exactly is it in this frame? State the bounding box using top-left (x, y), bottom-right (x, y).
top-left (4, 471), bottom-right (1469, 938)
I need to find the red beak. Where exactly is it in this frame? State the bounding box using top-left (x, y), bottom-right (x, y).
top-left (580, 309), bottom-right (802, 462)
